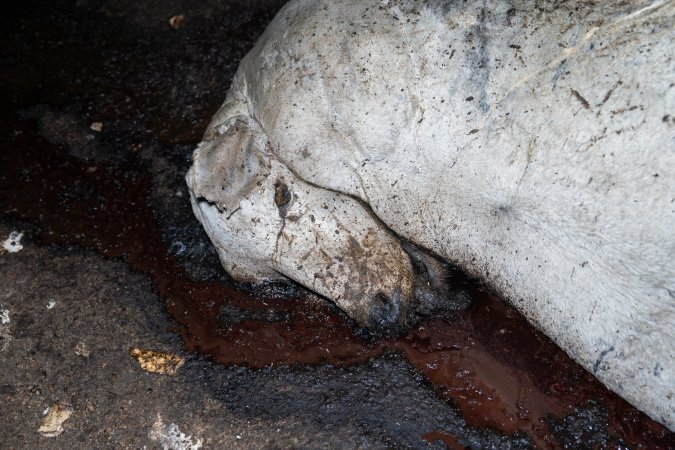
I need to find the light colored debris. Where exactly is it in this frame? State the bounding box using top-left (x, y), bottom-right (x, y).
top-left (75, 342), bottom-right (90, 357)
top-left (47, 300), bottom-right (56, 309)
top-left (150, 414), bottom-right (203, 450)
top-left (0, 309), bottom-right (11, 351)
top-left (89, 122), bottom-right (103, 132)
top-left (168, 15), bottom-right (185, 29)
top-left (0, 331), bottom-right (11, 351)
top-left (38, 402), bottom-right (74, 437)
top-left (129, 348), bottom-right (184, 375)
top-left (2, 231), bottom-right (24, 253)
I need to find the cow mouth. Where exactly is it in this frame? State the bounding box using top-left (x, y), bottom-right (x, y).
top-left (358, 239), bottom-right (473, 332)
top-left (402, 240), bottom-right (472, 325)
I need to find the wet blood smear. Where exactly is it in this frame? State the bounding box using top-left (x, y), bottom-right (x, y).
top-left (1, 126), bottom-right (673, 449)
top-left (422, 430), bottom-right (465, 450)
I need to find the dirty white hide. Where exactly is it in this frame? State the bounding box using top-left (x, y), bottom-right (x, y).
top-left (186, 0), bottom-right (675, 428)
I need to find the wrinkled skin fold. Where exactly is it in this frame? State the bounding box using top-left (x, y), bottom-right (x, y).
top-left (187, 0), bottom-right (675, 429)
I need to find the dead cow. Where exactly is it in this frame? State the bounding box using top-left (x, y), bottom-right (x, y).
top-left (186, 0), bottom-right (674, 429)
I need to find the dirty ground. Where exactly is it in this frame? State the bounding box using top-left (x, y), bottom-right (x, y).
top-left (0, 1), bottom-right (673, 449)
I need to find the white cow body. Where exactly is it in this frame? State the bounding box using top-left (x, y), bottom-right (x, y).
top-left (187, 0), bottom-right (675, 428)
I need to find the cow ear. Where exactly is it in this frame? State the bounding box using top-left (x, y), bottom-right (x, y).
top-left (187, 116), bottom-right (271, 213)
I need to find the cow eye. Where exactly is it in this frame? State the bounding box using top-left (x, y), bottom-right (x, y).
top-left (274, 180), bottom-right (292, 215)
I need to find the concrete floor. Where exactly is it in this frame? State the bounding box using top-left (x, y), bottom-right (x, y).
top-left (1, 227), bottom-right (531, 449)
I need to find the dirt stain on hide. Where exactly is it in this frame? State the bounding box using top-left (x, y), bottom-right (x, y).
top-left (1, 127), bottom-right (672, 449)
top-left (571, 88), bottom-right (591, 109)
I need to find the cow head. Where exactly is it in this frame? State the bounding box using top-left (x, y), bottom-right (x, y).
top-left (186, 114), bottom-right (468, 329)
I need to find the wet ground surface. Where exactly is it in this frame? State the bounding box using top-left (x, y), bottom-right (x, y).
top-left (1, 1), bottom-right (673, 448)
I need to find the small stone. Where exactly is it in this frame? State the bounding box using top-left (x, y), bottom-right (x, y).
top-left (90, 122), bottom-right (103, 132)
top-left (129, 348), bottom-right (184, 375)
top-left (168, 14), bottom-right (185, 29)
top-left (38, 402), bottom-right (74, 437)
top-left (75, 342), bottom-right (90, 358)
top-left (150, 415), bottom-right (203, 449)
top-left (2, 231), bottom-right (24, 253)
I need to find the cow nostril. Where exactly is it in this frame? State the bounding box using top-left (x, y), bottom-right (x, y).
top-left (371, 291), bottom-right (400, 326)
top-left (374, 292), bottom-right (390, 307)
